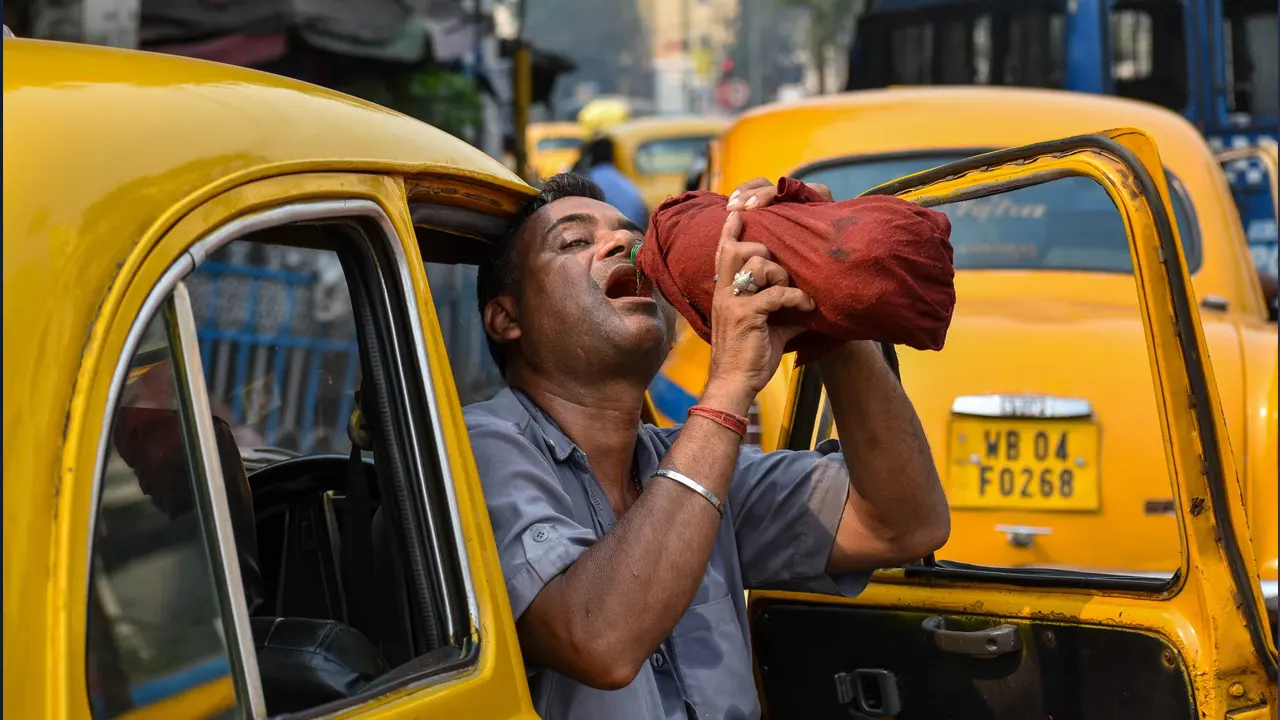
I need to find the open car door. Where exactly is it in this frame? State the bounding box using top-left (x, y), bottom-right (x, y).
top-left (751, 129), bottom-right (1278, 719)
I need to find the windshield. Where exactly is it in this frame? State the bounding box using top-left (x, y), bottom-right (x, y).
top-left (537, 137), bottom-right (583, 152)
top-left (796, 153), bottom-right (1201, 273)
top-left (633, 136), bottom-right (715, 175)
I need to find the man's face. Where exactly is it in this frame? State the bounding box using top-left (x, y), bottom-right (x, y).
top-left (510, 196), bottom-right (675, 378)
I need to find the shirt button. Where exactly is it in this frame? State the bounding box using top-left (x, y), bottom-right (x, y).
top-left (532, 527), bottom-right (549, 543)
top-left (650, 652), bottom-right (665, 668)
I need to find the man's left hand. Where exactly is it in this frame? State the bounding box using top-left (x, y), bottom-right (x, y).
top-left (726, 177), bottom-right (832, 211)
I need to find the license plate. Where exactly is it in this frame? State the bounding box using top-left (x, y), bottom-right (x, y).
top-left (946, 417), bottom-right (1100, 511)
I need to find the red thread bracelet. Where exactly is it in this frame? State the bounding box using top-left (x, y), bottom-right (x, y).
top-left (688, 405), bottom-right (749, 438)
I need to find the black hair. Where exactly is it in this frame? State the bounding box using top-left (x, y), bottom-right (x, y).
top-left (477, 172), bottom-right (607, 374)
top-left (586, 136), bottom-right (616, 168)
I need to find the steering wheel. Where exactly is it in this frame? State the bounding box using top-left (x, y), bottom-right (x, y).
top-left (248, 454), bottom-right (378, 511)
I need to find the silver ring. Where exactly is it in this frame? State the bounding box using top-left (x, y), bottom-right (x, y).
top-left (732, 269), bottom-right (759, 296)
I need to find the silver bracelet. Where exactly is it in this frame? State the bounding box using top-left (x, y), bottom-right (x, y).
top-left (651, 468), bottom-right (725, 518)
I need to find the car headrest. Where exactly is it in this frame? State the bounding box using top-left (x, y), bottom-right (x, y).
top-left (251, 617), bottom-right (390, 716)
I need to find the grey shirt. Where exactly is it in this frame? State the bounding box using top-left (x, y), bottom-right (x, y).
top-left (465, 388), bottom-right (870, 720)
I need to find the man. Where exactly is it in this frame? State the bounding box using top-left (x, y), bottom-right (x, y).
top-left (468, 173), bottom-right (950, 719)
top-left (579, 135), bottom-right (649, 229)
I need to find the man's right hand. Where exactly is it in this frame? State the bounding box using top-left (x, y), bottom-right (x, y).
top-left (705, 210), bottom-right (814, 407)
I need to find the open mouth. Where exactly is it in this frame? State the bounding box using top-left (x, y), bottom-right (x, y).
top-left (603, 263), bottom-right (653, 300)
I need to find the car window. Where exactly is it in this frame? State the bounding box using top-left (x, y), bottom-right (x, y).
top-left (804, 170), bottom-right (1185, 578)
top-left (1224, 0), bottom-right (1279, 119)
top-left (537, 137), bottom-right (583, 152)
top-left (87, 312), bottom-right (241, 719)
top-left (187, 243), bottom-right (360, 469)
top-left (796, 152), bottom-right (1202, 272)
top-left (89, 207), bottom-right (479, 719)
top-left (1110, 3), bottom-right (1189, 113)
top-left (848, 5), bottom-right (1066, 90)
top-left (633, 136), bottom-right (715, 175)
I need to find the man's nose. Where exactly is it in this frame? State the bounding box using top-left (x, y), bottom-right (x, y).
top-left (597, 228), bottom-right (638, 262)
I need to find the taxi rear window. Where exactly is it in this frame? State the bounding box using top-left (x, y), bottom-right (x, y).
top-left (795, 153), bottom-right (1202, 273)
top-left (537, 137), bottom-right (583, 151)
top-left (634, 136), bottom-right (716, 175)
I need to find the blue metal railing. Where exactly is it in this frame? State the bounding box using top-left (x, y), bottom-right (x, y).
top-left (191, 261), bottom-right (503, 454)
top-left (192, 261), bottom-right (360, 454)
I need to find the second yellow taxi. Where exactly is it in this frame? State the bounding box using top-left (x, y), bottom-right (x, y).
top-left (653, 87), bottom-right (1279, 613)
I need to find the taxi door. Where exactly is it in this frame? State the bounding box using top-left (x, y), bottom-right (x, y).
top-left (750, 129), bottom-right (1278, 719)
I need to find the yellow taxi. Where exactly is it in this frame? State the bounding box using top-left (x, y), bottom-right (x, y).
top-left (525, 121), bottom-right (584, 181)
top-left (6, 40), bottom-right (1274, 719)
top-left (575, 115), bottom-right (731, 210)
top-left (654, 87), bottom-right (1279, 609)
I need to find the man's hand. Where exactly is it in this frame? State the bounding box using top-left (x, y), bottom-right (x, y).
top-left (706, 211), bottom-right (814, 406)
top-left (726, 176), bottom-right (833, 211)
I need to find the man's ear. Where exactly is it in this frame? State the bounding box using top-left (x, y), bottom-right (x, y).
top-left (483, 296), bottom-right (522, 346)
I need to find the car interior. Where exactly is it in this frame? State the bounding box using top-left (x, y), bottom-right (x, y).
top-left (90, 217), bottom-right (477, 718)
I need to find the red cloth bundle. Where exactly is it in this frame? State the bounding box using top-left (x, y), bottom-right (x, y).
top-left (636, 177), bottom-right (956, 364)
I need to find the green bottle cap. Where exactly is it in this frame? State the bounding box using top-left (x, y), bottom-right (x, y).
top-left (628, 242), bottom-right (642, 266)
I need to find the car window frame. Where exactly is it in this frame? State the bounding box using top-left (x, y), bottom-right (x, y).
top-left (86, 198), bottom-right (484, 718)
top-left (867, 129), bottom-right (1277, 670)
top-left (792, 147), bottom-right (1206, 274)
top-left (89, 278), bottom-right (268, 718)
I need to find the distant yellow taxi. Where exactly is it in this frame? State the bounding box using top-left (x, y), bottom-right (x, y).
top-left (655, 87), bottom-right (1278, 605)
top-left (7, 39), bottom-right (1273, 720)
top-left (526, 121), bottom-right (584, 181)
top-left (577, 115), bottom-right (731, 210)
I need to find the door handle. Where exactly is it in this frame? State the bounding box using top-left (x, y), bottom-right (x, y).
top-left (921, 616), bottom-right (1023, 656)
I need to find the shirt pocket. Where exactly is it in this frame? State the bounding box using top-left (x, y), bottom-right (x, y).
top-left (671, 594), bottom-right (760, 720)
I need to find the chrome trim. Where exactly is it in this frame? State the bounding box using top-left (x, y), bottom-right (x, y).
top-left (1261, 580), bottom-right (1278, 601)
top-left (995, 524), bottom-right (1052, 550)
top-left (994, 524), bottom-right (1053, 536)
top-left (1199, 294), bottom-right (1230, 312)
top-left (86, 254), bottom-right (195, 587)
top-left (167, 284), bottom-right (268, 718)
top-left (952, 394), bottom-right (1094, 419)
top-left (85, 199), bottom-right (483, 709)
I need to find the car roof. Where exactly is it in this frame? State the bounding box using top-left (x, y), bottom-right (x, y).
top-left (718, 86), bottom-right (1220, 188)
top-left (4, 39), bottom-right (530, 280)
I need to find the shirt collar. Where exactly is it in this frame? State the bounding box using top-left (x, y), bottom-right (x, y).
top-left (509, 387), bottom-right (578, 462)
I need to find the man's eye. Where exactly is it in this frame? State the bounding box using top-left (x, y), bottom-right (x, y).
top-left (562, 238), bottom-right (590, 250)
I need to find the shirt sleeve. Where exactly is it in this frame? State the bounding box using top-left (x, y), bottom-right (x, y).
top-left (465, 413), bottom-right (597, 621)
top-left (729, 438), bottom-right (870, 597)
